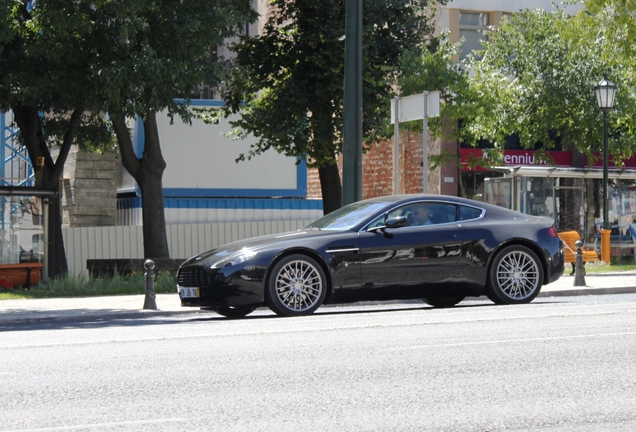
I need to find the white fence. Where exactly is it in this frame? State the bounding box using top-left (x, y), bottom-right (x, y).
top-left (62, 220), bottom-right (312, 277)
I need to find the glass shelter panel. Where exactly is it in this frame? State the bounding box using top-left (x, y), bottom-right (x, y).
top-left (483, 177), bottom-right (513, 209)
top-left (0, 196), bottom-right (43, 264)
top-left (522, 177), bottom-right (555, 217)
top-left (601, 179), bottom-right (636, 239)
top-left (554, 177), bottom-right (585, 237)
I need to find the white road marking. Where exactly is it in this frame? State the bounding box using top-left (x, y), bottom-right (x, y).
top-left (5, 418), bottom-right (188, 432)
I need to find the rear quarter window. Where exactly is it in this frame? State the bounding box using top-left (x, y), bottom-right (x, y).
top-left (459, 205), bottom-right (483, 221)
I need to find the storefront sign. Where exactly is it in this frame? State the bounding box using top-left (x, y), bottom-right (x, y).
top-left (460, 149), bottom-right (572, 171)
top-left (461, 149), bottom-right (636, 172)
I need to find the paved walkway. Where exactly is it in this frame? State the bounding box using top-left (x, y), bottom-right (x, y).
top-left (1, 270), bottom-right (636, 324)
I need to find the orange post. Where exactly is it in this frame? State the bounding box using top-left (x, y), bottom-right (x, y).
top-left (600, 228), bottom-right (612, 265)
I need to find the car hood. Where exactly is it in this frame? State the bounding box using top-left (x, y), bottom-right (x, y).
top-left (179, 228), bottom-right (351, 268)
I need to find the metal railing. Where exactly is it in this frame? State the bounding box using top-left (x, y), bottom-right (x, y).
top-left (62, 220), bottom-right (312, 277)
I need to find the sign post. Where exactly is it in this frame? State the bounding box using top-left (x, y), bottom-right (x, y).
top-left (390, 91), bottom-right (440, 194)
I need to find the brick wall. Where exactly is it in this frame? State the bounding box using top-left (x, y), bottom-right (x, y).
top-left (306, 166), bottom-right (323, 199)
top-left (307, 131), bottom-right (444, 200)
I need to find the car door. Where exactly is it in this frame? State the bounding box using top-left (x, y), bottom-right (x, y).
top-left (355, 202), bottom-right (463, 300)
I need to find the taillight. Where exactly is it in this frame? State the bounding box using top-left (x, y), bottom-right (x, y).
top-left (548, 226), bottom-right (558, 238)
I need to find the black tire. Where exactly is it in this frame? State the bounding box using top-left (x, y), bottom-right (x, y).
top-left (267, 254), bottom-right (327, 317)
top-left (213, 306), bottom-right (257, 319)
top-left (487, 245), bottom-right (544, 305)
top-left (422, 296), bottom-right (465, 308)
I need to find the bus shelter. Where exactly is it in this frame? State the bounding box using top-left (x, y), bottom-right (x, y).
top-left (484, 166), bottom-right (636, 249)
top-left (0, 186), bottom-right (55, 287)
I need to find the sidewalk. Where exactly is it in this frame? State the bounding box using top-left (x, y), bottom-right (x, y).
top-left (1, 271), bottom-right (636, 325)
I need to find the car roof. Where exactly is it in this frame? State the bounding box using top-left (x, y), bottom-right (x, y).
top-left (359, 194), bottom-right (524, 219)
top-left (363, 194), bottom-right (482, 207)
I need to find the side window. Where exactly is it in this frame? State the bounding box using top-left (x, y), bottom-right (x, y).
top-left (398, 202), bottom-right (457, 226)
top-left (459, 205), bottom-right (483, 221)
top-left (428, 204), bottom-right (457, 224)
top-left (369, 203), bottom-right (464, 228)
top-left (367, 214), bottom-right (387, 229)
top-left (387, 207), bottom-right (406, 220)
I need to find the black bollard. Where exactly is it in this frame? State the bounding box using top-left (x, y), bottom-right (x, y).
top-left (143, 259), bottom-right (158, 310)
top-left (573, 240), bottom-right (586, 287)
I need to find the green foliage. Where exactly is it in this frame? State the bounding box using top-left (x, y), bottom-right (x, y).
top-left (1, 0), bottom-right (257, 154)
top-left (1, 1), bottom-right (101, 115)
top-left (43, 112), bottom-right (116, 153)
top-left (1, 0), bottom-right (257, 263)
top-left (92, 0), bottom-right (257, 122)
top-left (395, 6), bottom-right (636, 172)
top-left (0, 271), bottom-right (176, 300)
top-left (461, 8), bottom-right (636, 165)
top-left (397, 32), bottom-right (475, 168)
top-left (584, 0), bottom-right (636, 65)
top-left (213, 0), bottom-right (444, 170)
top-left (584, 260), bottom-right (636, 272)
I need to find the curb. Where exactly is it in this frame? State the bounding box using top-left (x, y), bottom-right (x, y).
top-left (0, 309), bottom-right (200, 326)
top-left (2, 287), bottom-right (636, 325)
top-left (539, 286), bottom-right (636, 297)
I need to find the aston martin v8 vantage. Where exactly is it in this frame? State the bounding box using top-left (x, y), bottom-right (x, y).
top-left (177, 195), bottom-right (564, 318)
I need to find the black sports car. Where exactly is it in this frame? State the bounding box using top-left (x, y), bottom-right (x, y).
top-left (177, 194), bottom-right (565, 318)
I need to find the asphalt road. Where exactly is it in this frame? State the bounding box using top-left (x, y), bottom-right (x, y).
top-left (1, 295), bottom-right (636, 432)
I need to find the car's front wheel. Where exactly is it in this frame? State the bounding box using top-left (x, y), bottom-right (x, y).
top-left (213, 306), bottom-right (257, 319)
top-left (267, 254), bottom-right (327, 317)
top-left (487, 245), bottom-right (543, 304)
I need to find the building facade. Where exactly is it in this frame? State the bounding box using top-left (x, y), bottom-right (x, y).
top-left (324, 0), bottom-right (636, 245)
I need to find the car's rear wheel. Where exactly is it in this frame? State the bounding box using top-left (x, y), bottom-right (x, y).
top-left (487, 245), bottom-right (543, 305)
top-left (267, 254), bottom-right (327, 317)
top-left (213, 306), bottom-right (257, 319)
top-left (422, 296), bottom-right (465, 308)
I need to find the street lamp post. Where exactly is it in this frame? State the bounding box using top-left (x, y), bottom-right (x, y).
top-left (594, 76), bottom-right (617, 264)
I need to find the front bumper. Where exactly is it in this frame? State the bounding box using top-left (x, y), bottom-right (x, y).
top-left (177, 265), bottom-right (266, 308)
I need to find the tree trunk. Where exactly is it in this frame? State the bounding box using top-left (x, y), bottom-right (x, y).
top-left (112, 112), bottom-right (170, 259)
top-left (12, 105), bottom-right (82, 278)
top-left (44, 194), bottom-right (68, 276)
top-left (318, 163), bottom-right (342, 215)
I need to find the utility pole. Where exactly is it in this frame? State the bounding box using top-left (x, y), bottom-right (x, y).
top-left (342, 0), bottom-right (362, 206)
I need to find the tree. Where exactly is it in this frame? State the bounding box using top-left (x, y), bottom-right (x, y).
top-left (0, 0), bottom-right (111, 276)
top-left (459, 8), bottom-right (636, 235)
top-left (397, 32), bottom-right (479, 175)
top-left (465, 8), bottom-right (636, 163)
top-left (92, 0), bottom-right (257, 258)
top-left (1, 0), bottom-right (257, 275)
top-left (584, 0), bottom-right (636, 64)
top-left (213, 0), bottom-right (443, 214)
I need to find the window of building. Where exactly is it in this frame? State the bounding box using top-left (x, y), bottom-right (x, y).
top-left (459, 12), bottom-right (489, 60)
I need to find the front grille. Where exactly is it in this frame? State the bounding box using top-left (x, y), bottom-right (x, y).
top-left (177, 267), bottom-right (216, 289)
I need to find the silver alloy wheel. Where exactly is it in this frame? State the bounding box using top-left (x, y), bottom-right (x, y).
top-left (274, 259), bottom-right (324, 312)
top-left (495, 249), bottom-right (540, 300)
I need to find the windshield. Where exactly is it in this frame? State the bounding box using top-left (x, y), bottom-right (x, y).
top-left (307, 201), bottom-right (390, 230)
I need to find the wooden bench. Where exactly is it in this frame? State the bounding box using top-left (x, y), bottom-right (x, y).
top-left (558, 231), bottom-right (598, 275)
top-left (0, 262), bottom-right (43, 289)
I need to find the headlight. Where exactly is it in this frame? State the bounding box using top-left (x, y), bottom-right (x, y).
top-left (209, 248), bottom-right (257, 269)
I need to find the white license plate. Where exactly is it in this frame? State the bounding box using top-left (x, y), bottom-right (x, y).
top-left (179, 287), bottom-right (200, 298)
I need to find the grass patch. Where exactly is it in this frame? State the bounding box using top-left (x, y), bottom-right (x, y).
top-left (0, 271), bottom-right (177, 300)
top-left (581, 260), bottom-right (636, 273)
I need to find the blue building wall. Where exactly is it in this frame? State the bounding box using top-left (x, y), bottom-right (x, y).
top-left (117, 100), bottom-right (323, 225)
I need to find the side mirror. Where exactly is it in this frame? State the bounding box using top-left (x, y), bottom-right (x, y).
top-left (367, 215), bottom-right (409, 233)
top-left (385, 215), bottom-right (409, 229)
